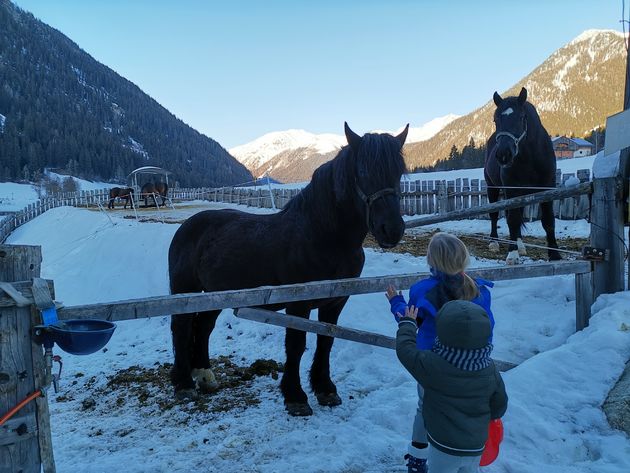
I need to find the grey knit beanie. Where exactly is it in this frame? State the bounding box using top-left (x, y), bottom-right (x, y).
top-left (436, 300), bottom-right (491, 349)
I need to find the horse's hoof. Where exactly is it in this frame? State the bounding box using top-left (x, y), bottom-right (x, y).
top-left (285, 402), bottom-right (313, 417)
top-left (192, 368), bottom-right (219, 393)
top-left (505, 250), bottom-right (520, 265)
top-left (174, 388), bottom-right (198, 401)
top-left (549, 252), bottom-right (562, 261)
top-left (488, 241), bottom-right (500, 252)
top-left (316, 392), bottom-right (342, 407)
top-left (517, 238), bottom-right (527, 256)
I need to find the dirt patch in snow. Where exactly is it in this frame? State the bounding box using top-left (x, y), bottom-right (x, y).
top-left (363, 230), bottom-right (587, 261)
top-left (69, 356), bottom-right (283, 423)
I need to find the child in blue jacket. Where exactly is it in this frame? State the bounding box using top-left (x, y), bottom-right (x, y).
top-left (386, 232), bottom-right (495, 473)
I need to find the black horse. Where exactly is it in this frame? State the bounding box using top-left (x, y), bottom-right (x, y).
top-left (168, 122), bottom-right (408, 416)
top-left (484, 87), bottom-right (561, 263)
top-left (108, 187), bottom-right (134, 209)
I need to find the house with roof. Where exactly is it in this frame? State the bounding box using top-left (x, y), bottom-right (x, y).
top-left (551, 136), bottom-right (595, 159)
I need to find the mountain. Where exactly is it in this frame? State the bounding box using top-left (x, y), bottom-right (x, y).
top-left (231, 115), bottom-right (459, 182)
top-left (404, 29), bottom-right (626, 170)
top-left (0, 1), bottom-right (252, 187)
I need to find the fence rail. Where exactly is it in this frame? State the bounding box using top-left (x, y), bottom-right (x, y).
top-left (54, 260), bottom-right (591, 323)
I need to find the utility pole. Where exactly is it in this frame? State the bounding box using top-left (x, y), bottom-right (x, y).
top-left (624, 28), bottom-right (630, 289)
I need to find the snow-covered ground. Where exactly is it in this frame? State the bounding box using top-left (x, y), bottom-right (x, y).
top-left (0, 181), bottom-right (39, 212)
top-left (5, 200), bottom-right (630, 473)
top-left (0, 176), bottom-right (116, 216)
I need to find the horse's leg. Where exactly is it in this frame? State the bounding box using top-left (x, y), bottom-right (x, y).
top-left (540, 201), bottom-right (561, 260)
top-left (108, 198), bottom-right (114, 209)
top-left (487, 187), bottom-right (500, 252)
top-left (169, 274), bottom-right (200, 399)
top-left (190, 310), bottom-right (221, 393)
top-left (311, 297), bottom-right (347, 407)
top-left (505, 206), bottom-right (524, 265)
top-left (170, 313), bottom-right (197, 398)
top-left (281, 303), bottom-right (312, 416)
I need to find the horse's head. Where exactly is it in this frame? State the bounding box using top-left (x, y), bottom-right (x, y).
top-left (344, 122), bottom-right (408, 249)
top-left (492, 87), bottom-right (528, 168)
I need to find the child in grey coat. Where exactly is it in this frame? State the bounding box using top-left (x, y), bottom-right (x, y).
top-left (395, 300), bottom-right (508, 473)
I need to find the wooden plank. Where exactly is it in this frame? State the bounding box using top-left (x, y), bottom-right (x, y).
top-left (31, 278), bottom-right (54, 310)
top-left (413, 180), bottom-right (420, 216)
top-left (575, 271), bottom-right (593, 331)
top-left (405, 182), bottom-right (592, 229)
top-left (0, 413), bottom-right (38, 447)
top-left (424, 181), bottom-right (430, 214)
top-left (447, 180), bottom-right (455, 212)
top-left (0, 245), bottom-right (47, 473)
top-left (56, 261), bottom-right (591, 323)
top-left (235, 307), bottom-right (517, 372)
top-left (437, 180), bottom-right (447, 214)
top-left (591, 177), bottom-right (625, 299)
top-left (462, 178), bottom-right (470, 210)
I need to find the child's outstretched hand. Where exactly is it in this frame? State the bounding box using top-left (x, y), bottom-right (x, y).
top-left (397, 305), bottom-right (419, 321)
top-left (385, 285), bottom-right (402, 301)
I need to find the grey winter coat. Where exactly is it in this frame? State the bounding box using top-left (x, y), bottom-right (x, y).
top-left (396, 317), bottom-right (508, 457)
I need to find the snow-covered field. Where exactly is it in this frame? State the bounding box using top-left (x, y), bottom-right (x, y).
top-left (4, 196), bottom-right (630, 473)
top-left (0, 175), bottom-right (116, 215)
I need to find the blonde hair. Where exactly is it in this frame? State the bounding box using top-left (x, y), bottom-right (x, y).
top-left (427, 232), bottom-right (479, 300)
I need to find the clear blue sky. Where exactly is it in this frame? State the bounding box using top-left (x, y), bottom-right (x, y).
top-left (12, 0), bottom-right (624, 148)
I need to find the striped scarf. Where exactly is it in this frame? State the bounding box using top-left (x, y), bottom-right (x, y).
top-left (432, 337), bottom-right (493, 371)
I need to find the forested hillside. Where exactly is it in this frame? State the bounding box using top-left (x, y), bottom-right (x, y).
top-left (0, 1), bottom-right (252, 187)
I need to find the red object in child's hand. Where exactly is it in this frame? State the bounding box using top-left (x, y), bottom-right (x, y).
top-left (479, 418), bottom-right (504, 466)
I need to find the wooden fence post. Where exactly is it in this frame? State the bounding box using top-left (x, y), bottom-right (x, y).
top-left (590, 177), bottom-right (625, 300)
top-left (437, 180), bottom-right (447, 215)
top-left (0, 245), bottom-right (55, 472)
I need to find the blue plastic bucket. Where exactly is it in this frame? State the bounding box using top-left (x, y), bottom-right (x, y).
top-left (48, 319), bottom-right (116, 355)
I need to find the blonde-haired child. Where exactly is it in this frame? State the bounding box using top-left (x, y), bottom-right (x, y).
top-left (386, 232), bottom-right (495, 473)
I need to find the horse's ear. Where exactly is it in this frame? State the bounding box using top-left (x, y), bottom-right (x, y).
top-left (395, 124), bottom-right (409, 146)
top-left (518, 87), bottom-right (527, 104)
top-left (344, 122), bottom-right (362, 150)
top-left (493, 92), bottom-right (503, 107)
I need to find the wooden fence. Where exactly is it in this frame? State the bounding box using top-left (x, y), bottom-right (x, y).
top-left (0, 187), bottom-right (219, 243)
top-left (206, 168), bottom-right (592, 220)
top-left (0, 167), bottom-right (592, 244)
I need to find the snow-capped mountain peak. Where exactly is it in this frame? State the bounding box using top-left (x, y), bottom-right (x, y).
top-left (229, 129), bottom-right (346, 171)
top-left (230, 115), bottom-right (459, 182)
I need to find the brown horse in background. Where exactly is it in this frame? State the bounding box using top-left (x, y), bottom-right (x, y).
top-left (108, 187), bottom-right (134, 209)
top-left (140, 181), bottom-right (169, 207)
top-left (155, 181), bottom-right (169, 206)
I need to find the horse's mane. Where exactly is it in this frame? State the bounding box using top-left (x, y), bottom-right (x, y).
top-left (282, 133), bottom-right (406, 227)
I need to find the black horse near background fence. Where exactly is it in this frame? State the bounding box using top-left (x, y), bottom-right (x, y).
top-left (107, 187), bottom-right (134, 209)
top-left (484, 87), bottom-right (561, 264)
top-left (168, 122), bottom-right (408, 416)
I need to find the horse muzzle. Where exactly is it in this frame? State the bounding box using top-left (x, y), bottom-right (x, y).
top-left (371, 218), bottom-right (405, 249)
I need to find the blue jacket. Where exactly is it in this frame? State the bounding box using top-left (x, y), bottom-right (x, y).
top-left (389, 272), bottom-right (494, 350)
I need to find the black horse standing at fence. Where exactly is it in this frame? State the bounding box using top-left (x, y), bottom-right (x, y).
top-left (484, 87), bottom-right (561, 264)
top-left (108, 187), bottom-right (134, 209)
top-left (168, 123), bottom-right (408, 416)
